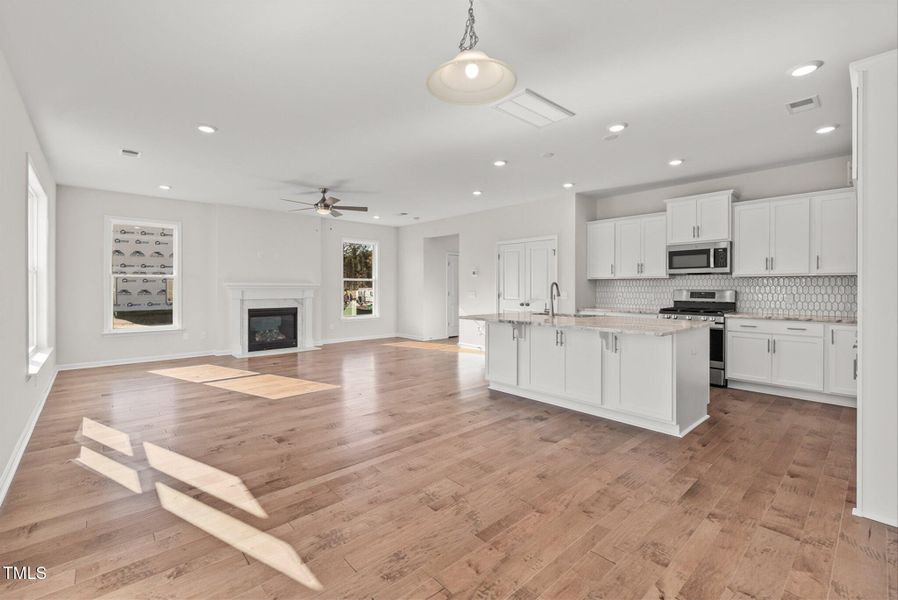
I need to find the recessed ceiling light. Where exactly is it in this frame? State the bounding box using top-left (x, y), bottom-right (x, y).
top-left (373, 215), bottom-right (381, 219)
top-left (668, 158), bottom-right (684, 166)
top-left (562, 182), bottom-right (575, 189)
top-left (815, 124), bottom-right (839, 134)
top-left (472, 190), bottom-right (483, 196)
top-left (158, 184), bottom-right (171, 191)
top-left (196, 124), bottom-right (217, 134)
top-left (607, 122), bottom-right (628, 133)
top-left (789, 61), bottom-right (823, 77)
top-left (493, 160), bottom-right (508, 167)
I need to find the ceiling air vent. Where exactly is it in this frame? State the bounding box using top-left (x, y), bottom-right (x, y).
top-left (120, 148), bottom-right (141, 158)
top-left (786, 95), bottom-right (821, 114)
top-left (494, 89), bottom-right (574, 128)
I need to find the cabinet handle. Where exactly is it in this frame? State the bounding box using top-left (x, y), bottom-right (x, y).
top-left (525, 302), bottom-right (530, 307)
top-left (692, 225), bottom-right (697, 238)
top-left (611, 264), bottom-right (614, 276)
top-left (772, 339), bottom-right (776, 353)
top-left (831, 329), bottom-right (835, 344)
top-left (816, 255), bottom-right (821, 270)
top-left (696, 225), bottom-right (700, 238)
top-left (519, 302), bottom-right (524, 307)
top-left (786, 327), bottom-right (806, 331)
top-left (559, 331), bottom-right (564, 347)
top-left (740, 324), bottom-right (758, 328)
top-left (555, 330), bottom-right (559, 346)
top-left (854, 357), bottom-right (858, 380)
top-left (770, 257), bottom-right (774, 271)
top-left (767, 338), bottom-right (770, 353)
top-left (512, 326), bottom-right (517, 341)
top-left (765, 257), bottom-right (769, 271)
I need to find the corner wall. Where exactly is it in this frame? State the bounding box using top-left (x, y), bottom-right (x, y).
top-left (0, 49), bottom-right (57, 504)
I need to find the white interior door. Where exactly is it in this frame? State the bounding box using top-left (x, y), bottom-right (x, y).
top-left (770, 197), bottom-right (810, 274)
top-left (498, 242), bottom-right (527, 311)
top-left (446, 253), bottom-right (459, 337)
top-left (525, 239), bottom-right (557, 313)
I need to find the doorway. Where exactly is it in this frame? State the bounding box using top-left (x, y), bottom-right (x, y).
top-left (446, 252), bottom-right (459, 337)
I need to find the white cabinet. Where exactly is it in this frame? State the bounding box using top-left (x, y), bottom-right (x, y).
top-left (586, 220), bottom-right (615, 279)
top-left (666, 190), bottom-right (733, 244)
top-left (588, 213), bottom-right (667, 280)
top-left (733, 188), bottom-right (856, 277)
top-left (563, 329), bottom-right (602, 405)
top-left (771, 335), bottom-right (824, 391)
top-left (529, 326), bottom-right (565, 393)
top-left (486, 323), bottom-right (518, 385)
top-left (617, 334), bottom-right (673, 420)
top-left (726, 331), bottom-right (772, 383)
top-left (733, 196), bottom-right (810, 276)
top-left (498, 238), bottom-right (557, 312)
top-left (826, 325), bottom-right (857, 396)
top-left (811, 191), bottom-right (857, 275)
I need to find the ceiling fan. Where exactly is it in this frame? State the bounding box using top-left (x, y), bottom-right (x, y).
top-left (281, 188), bottom-right (368, 218)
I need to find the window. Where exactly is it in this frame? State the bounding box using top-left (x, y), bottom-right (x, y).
top-left (105, 217), bottom-right (180, 332)
top-left (342, 240), bottom-right (377, 318)
top-left (27, 160), bottom-right (50, 374)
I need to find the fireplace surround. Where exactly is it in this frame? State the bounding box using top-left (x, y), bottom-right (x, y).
top-left (224, 282), bottom-right (318, 357)
top-left (247, 307), bottom-right (297, 352)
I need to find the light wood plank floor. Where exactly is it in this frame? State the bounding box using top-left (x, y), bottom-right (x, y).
top-left (1, 338), bottom-right (895, 600)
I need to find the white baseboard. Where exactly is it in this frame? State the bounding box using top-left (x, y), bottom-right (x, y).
top-left (852, 507), bottom-right (898, 527)
top-left (0, 368), bottom-right (58, 507)
top-left (728, 380), bottom-right (857, 407)
top-left (57, 350), bottom-right (217, 371)
top-left (321, 332), bottom-right (408, 345)
top-left (458, 342), bottom-right (485, 351)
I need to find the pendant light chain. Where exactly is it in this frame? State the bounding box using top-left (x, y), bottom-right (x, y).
top-left (457, 0), bottom-right (480, 51)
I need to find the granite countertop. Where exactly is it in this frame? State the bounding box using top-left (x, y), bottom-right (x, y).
top-left (727, 313), bottom-right (857, 325)
top-left (577, 307), bottom-right (659, 315)
top-left (462, 312), bottom-right (712, 336)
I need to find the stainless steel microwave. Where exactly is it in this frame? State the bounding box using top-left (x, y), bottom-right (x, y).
top-left (667, 241), bottom-right (731, 274)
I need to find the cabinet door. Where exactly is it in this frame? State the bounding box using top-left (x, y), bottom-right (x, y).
top-left (826, 326), bottom-right (858, 396)
top-left (696, 194), bottom-right (731, 242)
top-left (615, 219), bottom-right (642, 278)
top-left (486, 323), bottom-right (518, 385)
top-left (528, 326), bottom-right (565, 393)
top-left (811, 193), bottom-right (857, 275)
top-left (618, 334), bottom-right (673, 421)
top-left (733, 202), bottom-right (770, 276)
top-left (770, 197), bottom-right (810, 275)
top-left (726, 331), bottom-right (771, 383)
top-left (640, 215), bottom-right (668, 277)
top-left (771, 335), bottom-right (824, 391)
top-left (666, 199), bottom-right (697, 244)
top-left (587, 221), bottom-right (615, 279)
top-left (563, 329), bottom-right (602, 405)
top-left (525, 239), bottom-right (557, 313)
top-left (498, 243), bottom-right (527, 311)
top-left (601, 334), bottom-right (621, 409)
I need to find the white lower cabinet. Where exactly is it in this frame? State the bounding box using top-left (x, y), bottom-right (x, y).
top-left (529, 326), bottom-right (565, 393)
top-left (826, 325), bottom-right (858, 396)
top-left (726, 319), bottom-right (854, 402)
top-left (486, 323), bottom-right (518, 385)
top-left (563, 329), bottom-right (602, 405)
top-left (617, 334), bottom-right (673, 420)
top-left (770, 335), bottom-right (824, 391)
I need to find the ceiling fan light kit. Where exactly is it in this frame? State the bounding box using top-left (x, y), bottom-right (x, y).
top-left (427, 0), bottom-right (516, 105)
top-left (282, 188), bottom-right (368, 218)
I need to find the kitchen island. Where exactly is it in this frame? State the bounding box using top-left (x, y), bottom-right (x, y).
top-left (465, 312), bottom-right (712, 436)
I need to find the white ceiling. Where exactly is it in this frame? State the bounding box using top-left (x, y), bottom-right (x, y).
top-left (1, 1), bottom-right (895, 225)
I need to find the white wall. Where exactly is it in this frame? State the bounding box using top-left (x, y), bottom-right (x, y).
top-left (56, 186), bottom-right (398, 366)
top-left (422, 235), bottom-right (459, 340)
top-left (0, 49), bottom-right (57, 503)
top-left (397, 191), bottom-right (579, 348)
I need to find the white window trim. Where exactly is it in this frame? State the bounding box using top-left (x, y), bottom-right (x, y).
top-left (103, 216), bottom-right (182, 335)
top-left (26, 158), bottom-right (51, 377)
top-left (341, 238), bottom-right (379, 321)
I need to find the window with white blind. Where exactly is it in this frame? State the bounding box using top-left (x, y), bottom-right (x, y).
top-left (27, 159), bottom-right (50, 375)
top-left (104, 217), bottom-right (181, 333)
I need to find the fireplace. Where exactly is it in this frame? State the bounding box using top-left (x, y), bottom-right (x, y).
top-left (247, 307), bottom-right (297, 352)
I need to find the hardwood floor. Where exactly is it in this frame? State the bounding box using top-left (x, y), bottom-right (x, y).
top-left (1, 338), bottom-right (895, 600)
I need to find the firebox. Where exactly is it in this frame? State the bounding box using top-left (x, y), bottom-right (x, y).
top-left (247, 307), bottom-right (297, 352)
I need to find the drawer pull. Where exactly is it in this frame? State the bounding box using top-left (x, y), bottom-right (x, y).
top-left (739, 324), bottom-right (758, 328)
top-left (786, 327), bottom-right (807, 331)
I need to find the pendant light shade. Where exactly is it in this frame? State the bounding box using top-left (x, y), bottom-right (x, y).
top-left (427, 0), bottom-right (516, 105)
top-left (427, 49), bottom-right (516, 105)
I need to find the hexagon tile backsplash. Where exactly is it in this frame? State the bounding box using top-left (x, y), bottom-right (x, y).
top-left (594, 275), bottom-right (857, 318)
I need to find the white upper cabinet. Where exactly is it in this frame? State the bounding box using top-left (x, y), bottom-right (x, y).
top-left (666, 190), bottom-right (733, 244)
top-left (811, 191), bottom-right (857, 274)
top-left (586, 220), bottom-right (615, 279)
top-left (733, 188), bottom-right (855, 277)
top-left (588, 213), bottom-right (667, 280)
top-left (770, 197), bottom-right (810, 275)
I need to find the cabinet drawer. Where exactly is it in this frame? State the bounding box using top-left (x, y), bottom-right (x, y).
top-left (728, 319), bottom-right (824, 338)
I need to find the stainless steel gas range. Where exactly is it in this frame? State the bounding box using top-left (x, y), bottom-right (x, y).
top-left (658, 289), bottom-right (736, 387)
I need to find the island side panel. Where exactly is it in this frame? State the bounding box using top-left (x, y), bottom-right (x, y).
top-left (616, 333), bottom-right (674, 422)
top-left (674, 326), bottom-right (711, 434)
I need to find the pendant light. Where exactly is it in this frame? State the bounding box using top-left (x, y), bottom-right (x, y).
top-left (427, 0), bottom-right (516, 105)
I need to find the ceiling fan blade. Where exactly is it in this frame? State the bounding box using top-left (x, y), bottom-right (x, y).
top-left (335, 205), bottom-right (368, 212)
top-left (326, 195), bottom-right (342, 205)
top-left (288, 207), bottom-right (315, 212)
top-left (282, 198), bottom-right (317, 205)
top-left (330, 209), bottom-right (343, 217)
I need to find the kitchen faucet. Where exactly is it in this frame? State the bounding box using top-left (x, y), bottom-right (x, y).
top-left (549, 282), bottom-right (560, 317)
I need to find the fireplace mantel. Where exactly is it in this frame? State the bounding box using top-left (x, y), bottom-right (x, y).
top-left (224, 282), bottom-right (318, 357)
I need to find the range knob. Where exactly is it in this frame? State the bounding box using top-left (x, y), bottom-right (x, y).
top-left (672, 315), bottom-right (678, 319)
